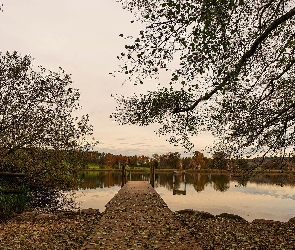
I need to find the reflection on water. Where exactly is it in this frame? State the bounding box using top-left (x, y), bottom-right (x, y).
top-left (76, 171), bottom-right (295, 222)
top-left (173, 172), bottom-right (186, 195)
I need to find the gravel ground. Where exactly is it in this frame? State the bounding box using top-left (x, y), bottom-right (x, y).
top-left (0, 209), bottom-right (101, 250)
top-left (175, 209), bottom-right (295, 250)
top-left (0, 209), bottom-right (295, 249)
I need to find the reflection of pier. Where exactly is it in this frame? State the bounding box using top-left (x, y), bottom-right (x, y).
top-left (173, 171), bottom-right (186, 195)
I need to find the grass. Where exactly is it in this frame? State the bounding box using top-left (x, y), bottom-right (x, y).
top-left (0, 192), bottom-right (28, 220)
top-left (85, 163), bottom-right (102, 170)
top-left (0, 180), bottom-right (29, 220)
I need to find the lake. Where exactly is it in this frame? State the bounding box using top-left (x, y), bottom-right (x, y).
top-left (75, 171), bottom-right (295, 222)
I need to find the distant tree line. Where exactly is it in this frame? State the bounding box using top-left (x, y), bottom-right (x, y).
top-left (83, 151), bottom-right (295, 171)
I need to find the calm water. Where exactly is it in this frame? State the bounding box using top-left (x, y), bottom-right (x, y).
top-left (76, 171), bottom-right (295, 222)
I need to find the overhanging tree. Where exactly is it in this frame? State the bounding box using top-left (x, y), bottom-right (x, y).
top-left (0, 51), bottom-right (96, 212)
top-left (113, 0), bottom-right (295, 157)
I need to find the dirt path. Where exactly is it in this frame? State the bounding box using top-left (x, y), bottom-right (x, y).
top-left (81, 181), bottom-right (202, 249)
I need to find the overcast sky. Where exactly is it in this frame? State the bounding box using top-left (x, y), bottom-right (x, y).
top-left (0, 0), bottom-right (214, 157)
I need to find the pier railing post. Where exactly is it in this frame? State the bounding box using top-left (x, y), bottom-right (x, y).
top-left (150, 164), bottom-right (155, 188)
top-left (121, 165), bottom-right (126, 187)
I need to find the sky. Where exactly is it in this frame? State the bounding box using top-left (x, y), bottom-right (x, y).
top-left (0, 0), bottom-right (214, 157)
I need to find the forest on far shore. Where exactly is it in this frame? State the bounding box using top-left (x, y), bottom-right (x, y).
top-left (82, 151), bottom-right (295, 172)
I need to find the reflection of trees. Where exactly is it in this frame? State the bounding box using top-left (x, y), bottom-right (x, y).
top-left (79, 172), bottom-right (122, 189)
top-left (188, 174), bottom-right (211, 192)
top-left (249, 174), bottom-right (295, 187)
top-left (128, 173), bottom-right (150, 181)
top-left (80, 171), bottom-right (153, 189)
top-left (79, 172), bottom-right (103, 189)
top-left (79, 172), bottom-right (294, 194)
top-left (211, 175), bottom-right (230, 192)
top-left (171, 173), bottom-right (231, 193)
top-left (80, 171), bottom-right (176, 190)
top-left (236, 175), bottom-right (250, 187)
top-left (155, 172), bottom-right (174, 190)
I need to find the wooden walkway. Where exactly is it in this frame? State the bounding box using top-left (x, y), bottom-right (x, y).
top-left (82, 181), bottom-right (201, 250)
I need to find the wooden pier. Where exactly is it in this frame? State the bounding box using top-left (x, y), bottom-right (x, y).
top-left (82, 181), bottom-right (201, 249)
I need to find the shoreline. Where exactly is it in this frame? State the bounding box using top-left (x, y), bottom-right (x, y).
top-left (80, 168), bottom-right (295, 175)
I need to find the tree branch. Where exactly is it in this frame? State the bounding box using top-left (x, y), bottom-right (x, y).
top-left (174, 6), bottom-right (295, 114)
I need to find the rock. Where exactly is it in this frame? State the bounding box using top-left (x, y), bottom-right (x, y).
top-left (288, 217), bottom-right (295, 224)
top-left (195, 211), bottom-right (215, 219)
top-left (217, 213), bottom-right (247, 222)
top-left (176, 209), bottom-right (195, 215)
top-left (252, 219), bottom-right (276, 224)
